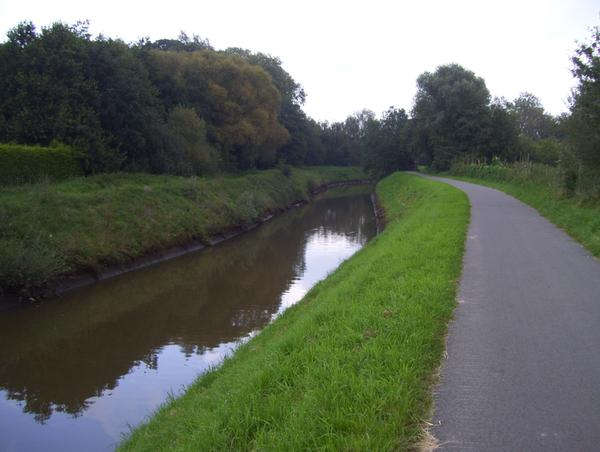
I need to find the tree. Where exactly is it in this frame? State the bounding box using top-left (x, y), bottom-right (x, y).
top-left (140, 31), bottom-right (213, 53)
top-left (488, 97), bottom-right (520, 161)
top-left (565, 23), bottom-right (600, 171)
top-left (0, 21), bottom-right (115, 172)
top-left (222, 48), bottom-right (306, 105)
top-left (510, 92), bottom-right (556, 141)
top-left (303, 118), bottom-right (327, 166)
top-left (362, 107), bottom-right (412, 178)
top-left (86, 37), bottom-right (167, 172)
top-left (224, 48), bottom-right (310, 167)
top-left (276, 97), bottom-right (308, 165)
top-left (167, 106), bottom-right (219, 174)
top-left (412, 63), bottom-right (492, 170)
top-left (186, 51), bottom-right (289, 168)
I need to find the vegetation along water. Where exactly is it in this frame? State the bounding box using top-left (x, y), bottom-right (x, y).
top-left (116, 172), bottom-right (470, 451)
top-left (0, 166), bottom-right (368, 302)
top-left (0, 183), bottom-right (377, 452)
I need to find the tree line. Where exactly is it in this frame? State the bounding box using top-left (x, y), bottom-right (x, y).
top-left (0, 21), bottom-right (351, 175)
top-left (0, 20), bottom-right (598, 186)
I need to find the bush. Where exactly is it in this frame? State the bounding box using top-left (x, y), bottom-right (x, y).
top-left (0, 142), bottom-right (84, 185)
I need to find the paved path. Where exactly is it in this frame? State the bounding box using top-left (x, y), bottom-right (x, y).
top-left (418, 175), bottom-right (600, 451)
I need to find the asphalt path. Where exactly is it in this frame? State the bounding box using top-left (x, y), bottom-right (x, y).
top-left (417, 174), bottom-right (600, 451)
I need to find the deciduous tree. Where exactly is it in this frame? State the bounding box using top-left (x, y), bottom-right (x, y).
top-left (412, 63), bottom-right (492, 170)
top-left (565, 24), bottom-right (600, 170)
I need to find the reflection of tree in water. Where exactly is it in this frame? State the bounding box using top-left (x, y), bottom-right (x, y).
top-left (0, 187), bottom-right (376, 422)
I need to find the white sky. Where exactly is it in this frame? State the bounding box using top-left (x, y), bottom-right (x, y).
top-left (1, 0), bottom-right (598, 123)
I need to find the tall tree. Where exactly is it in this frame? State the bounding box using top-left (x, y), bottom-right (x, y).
top-left (86, 37), bottom-right (166, 172)
top-left (184, 51), bottom-right (289, 168)
top-left (565, 23), bottom-right (600, 171)
top-left (510, 92), bottom-right (556, 141)
top-left (0, 21), bottom-right (114, 172)
top-left (412, 63), bottom-right (492, 170)
top-left (222, 48), bottom-right (306, 105)
top-left (276, 98), bottom-right (308, 165)
top-left (488, 97), bottom-right (520, 161)
top-left (224, 48), bottom-right (309, 166)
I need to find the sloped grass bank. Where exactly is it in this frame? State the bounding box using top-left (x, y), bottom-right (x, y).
top-left (117, 173), bottom-right (470, 451)
top-left (0, 167), bottom-right (367, 299)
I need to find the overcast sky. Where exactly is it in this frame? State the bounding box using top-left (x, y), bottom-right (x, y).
top-left (1, 0), bottom-right (598, 123)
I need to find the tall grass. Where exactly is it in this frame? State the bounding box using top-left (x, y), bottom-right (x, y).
top-left (116, 172), bottom-right (470, 451)
top-left (0, 167), bottom-right (368, 298)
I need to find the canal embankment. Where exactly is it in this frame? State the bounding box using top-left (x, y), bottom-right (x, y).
top-left (0, 166), bottom-right (371, 306)
top-left (116, 172), bottom-right (471, 451)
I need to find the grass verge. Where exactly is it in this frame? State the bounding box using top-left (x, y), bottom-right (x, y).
top-left (116, 172), bottom-right (470, 451)
top-left (0, 166), bottom-right (368, 298)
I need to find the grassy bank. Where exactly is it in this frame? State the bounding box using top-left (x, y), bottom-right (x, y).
top-left (0, 166), bottom-right (368, 298)
top-left (446, 162), bottom-right (600, 258)
top-left (117, 172), bottom-right (470, 451)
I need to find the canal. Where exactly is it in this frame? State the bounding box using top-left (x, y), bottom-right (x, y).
top-left (0, 184), bottom-right (377, 452)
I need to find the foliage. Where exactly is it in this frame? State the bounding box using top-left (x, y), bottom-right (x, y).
top-left (564, 23), bottom-right (600, 184)
top-left (151, 50), bottom-right (290, 169)
top-left (451, 162), bottom-right (508, 180)
top-left (222, 47), bottom-right (306, 106)
top-left (84, 37), bottom-right (162, 173)
top-left (276, 97), bottom-right (309, 165)
top-left (0, 21), bottom-right (320, 178)
top-left (509, 92), bottom-right (558, 141)
top-left (0, 142), bottom-right (83, 185)
top-left (166, 106), bottom-right (219, 174)
top-left (319, 110), bottom-right (375, 167)
top-left (362, 107), bottom-right (413, 178)
top-left (488, 98), bottom-right (520, 161)
top-left (412, 63), bottom-right (493, 170)
top-left (0, 21), bottom-right (116, 173)
top-left (139, 31), bottom-right (213, 53)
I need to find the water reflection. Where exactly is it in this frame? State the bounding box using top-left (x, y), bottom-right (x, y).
top-left (0, 184), bottom-right (376, 452)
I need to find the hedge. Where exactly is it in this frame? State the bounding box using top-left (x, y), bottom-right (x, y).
top-left (0, 143), bottom-right (84, 185)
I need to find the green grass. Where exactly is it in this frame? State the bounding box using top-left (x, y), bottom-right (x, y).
top-left (116, 172), bottom-right (470, 451)
top-left (0, 167), bottom-right (369, 297)
top-left (446, 162), bottom-right (600, 258)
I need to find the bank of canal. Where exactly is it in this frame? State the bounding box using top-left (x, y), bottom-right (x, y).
top-left (0, 184), bottom-right (378, 452)
top-left (118, 173), bottom-right (470, 451)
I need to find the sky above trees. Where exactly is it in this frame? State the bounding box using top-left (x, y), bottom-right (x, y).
top-left (0, 0), bottom-right (598, 122)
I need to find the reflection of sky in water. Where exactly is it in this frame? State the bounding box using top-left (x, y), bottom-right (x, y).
top-left (275, 227), bottom-right (365, 317)
top-left (0, 340), bottom-right (252, 451)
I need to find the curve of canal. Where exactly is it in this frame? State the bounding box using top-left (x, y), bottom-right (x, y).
top-left (0, 184), bottom-right (377, 452)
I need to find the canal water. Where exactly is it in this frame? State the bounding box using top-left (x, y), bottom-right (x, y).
top-left (0, 184), bottom-right (377, 452)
